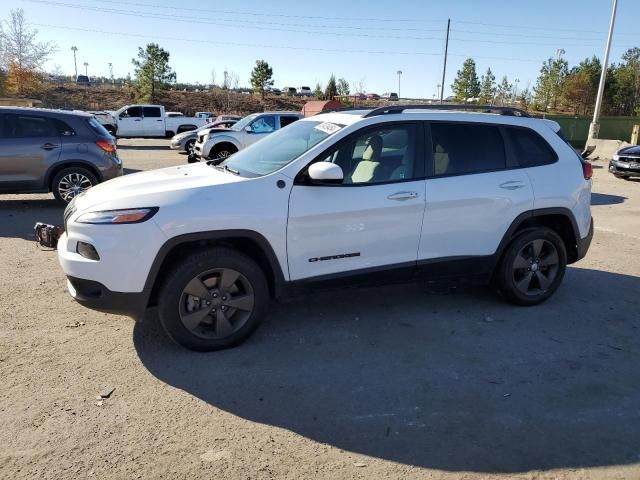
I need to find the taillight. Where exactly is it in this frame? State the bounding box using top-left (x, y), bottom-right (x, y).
top-left (582, 161), bottom-right (593, 180)
top-left (96, 140), bottom-right (116, 154)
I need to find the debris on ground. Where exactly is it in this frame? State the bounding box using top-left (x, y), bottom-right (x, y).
top-left (65, 321), bottom-right (85, 328)
top-left (353, 462), bottom-right (367, 467)
top-left (99, 387), bottom-right (115, 399)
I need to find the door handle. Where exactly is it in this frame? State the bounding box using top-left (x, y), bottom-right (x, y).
top-left (134, 119), bottom-right (142, 122)
top-left (40, 143), bottom-right (58, 151)
top-left (387, 191), bottom-right (419, 201)
top-left (499, 181), bottom-right (526, 190)
top-left (156, 120), bottom-right (163, 122)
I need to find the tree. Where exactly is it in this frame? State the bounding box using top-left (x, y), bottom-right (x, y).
top-left (451, 58), bottom-right (480, 102)
top-left (479, 67), bottom-right (496, 104)
top-left (313, 83), bottom-right (324, 99)
top-left (563, 56), bottom-right (601, 115)
top-left (337, 77), bottom-right (350, 96)
top-left (324, 74), bottom-right (337, 99)
top-left (533, 53), bottom-right (568, 112)
top-left (131, 43), bottom-right (176, 102)
top-left (249, 59), bottom-right (273, 98)
top-left (0, 8), bottom-right (56, 95)
top-left (495, 75), bottom-right (513, 106)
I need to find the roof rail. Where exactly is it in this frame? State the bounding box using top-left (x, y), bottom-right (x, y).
top-left (362, 104), bottom-right (531, 118)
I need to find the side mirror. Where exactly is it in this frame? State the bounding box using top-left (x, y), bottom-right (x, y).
top-left (245, 125), bottom-right (253, 133)
top-left (308, 162), bottom-right (343, 185)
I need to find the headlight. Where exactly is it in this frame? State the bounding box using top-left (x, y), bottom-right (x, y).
top-left (76, 207), bottom-right (158, 224)
top-left (612, 154), bottom-right (619, 161)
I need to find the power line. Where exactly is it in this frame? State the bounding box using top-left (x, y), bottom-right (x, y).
top-left (25, 0), bottom-right (444, 33)
top-left (454, 19), bottom-right (632, 36)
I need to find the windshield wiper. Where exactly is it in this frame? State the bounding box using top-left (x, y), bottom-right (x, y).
top-left (224, 165), bottom-right (240, 175)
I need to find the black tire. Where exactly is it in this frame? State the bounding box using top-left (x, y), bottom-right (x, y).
top-left (495, 227), bottom-right (567, 306)
top-left (51, 166), bottom-right (98, 204)
top-left (210, 144), bottom-right (237, 161)
top-left (158, 247), bottom-right (270, 351)
top-left (185, 139), bottom-right (196, 154)
top-left (187, 153), bottom-right (200, 164)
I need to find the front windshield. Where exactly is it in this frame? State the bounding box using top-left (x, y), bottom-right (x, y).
top-left (231, 114), bottom-right (259, 132)
top-left (222, 120), bottom-right (344, 177)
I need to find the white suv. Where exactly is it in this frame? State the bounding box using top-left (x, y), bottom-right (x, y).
top-left (57, 105), bottom-right (593, 351)
top-left (192, 112), bottom-right (303, 161)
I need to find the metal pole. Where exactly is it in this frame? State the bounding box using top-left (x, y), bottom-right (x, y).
top-left (71, 46), bottom-right (78, 79)
top-left (588, 0), bottom-right (617, 143)
top-left (440, 19), bottom-right (450, 104)
top-left (397, 70), bottom-right (402, 98)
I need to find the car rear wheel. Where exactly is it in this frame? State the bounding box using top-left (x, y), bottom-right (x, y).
top-left (496, 227), bottom-right (567, 306)
top-left (158, 248), bottom-right (270, 351)
top-left (185, 139), bottom-right (195, 154)
top-left (52, 167), bottom-right (98, 204)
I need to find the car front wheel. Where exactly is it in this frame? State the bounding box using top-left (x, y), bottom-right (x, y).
top-left (496, 227), bottom-right (567, 306)
top-left (52, 167), bottom-right (98, 204)
top-left (158, 248), bottom-right (270, 351)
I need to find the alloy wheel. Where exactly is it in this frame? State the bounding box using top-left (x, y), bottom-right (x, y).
top-left (512, 239), bottom-right (559, 296)
top-left (58, 173), bottom-right (92, 202)
top-left (179, 268), bottom-right (255, 339)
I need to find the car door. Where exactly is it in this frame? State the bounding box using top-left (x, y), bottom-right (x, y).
top-left (0, 113), bottom-right (61, 191)
top-left (117, 106), bottom-right (144, 136)
top-left (418, 121), bottom-right (533, 262)
top-left (242, 115), bottom-right (276, 148)
top-left (142, 106), bottom-right (164, 136)
top-left (287, 122), bottom-right (426, 281)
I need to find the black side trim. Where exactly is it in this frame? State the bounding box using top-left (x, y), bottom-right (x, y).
top-left (577, 217), bottom-right (594, 261)
top-left (67, 276), bottom-right (146, 318)
top-left (142, 230), bottom-right (286, 305)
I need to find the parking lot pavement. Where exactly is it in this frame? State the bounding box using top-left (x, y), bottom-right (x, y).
top-left (0, 141), bottom-right (638, 479)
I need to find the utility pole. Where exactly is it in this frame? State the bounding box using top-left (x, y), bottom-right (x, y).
top-left (440, 18), bottom-right (450, 104)
top-left (436, 84), bottom-right (441, 101)
top-left (83, 62), bottom-right (89, 77)
top-left (108, 62), bottom-right (114, 84)
top-left (588, 0), bottom-right (618, 144)
top-left (71, 46), bottom-right (78, 79)
top-left (397, 70), bottom-right (402, 99)
top-left (513, 78), bottom-right (520, 104)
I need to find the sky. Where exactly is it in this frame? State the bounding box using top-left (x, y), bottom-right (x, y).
top-left (1, 0), bottom-right (638, 99)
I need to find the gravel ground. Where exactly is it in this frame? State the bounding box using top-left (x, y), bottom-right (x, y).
top-left (1, 139), bottom-right (639, 480)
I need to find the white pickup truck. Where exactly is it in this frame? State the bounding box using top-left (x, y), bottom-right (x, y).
top-left (105, 105), bottom-right (208, 138)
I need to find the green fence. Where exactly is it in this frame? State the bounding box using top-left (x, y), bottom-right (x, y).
top-left (544, 115), bottom-right (639, 147)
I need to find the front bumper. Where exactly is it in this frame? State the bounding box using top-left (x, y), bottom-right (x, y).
top-left (609, 159), bottom-right (640, 177)
top-left (170, 139), bottom-right (186, 150)
top-left (66, 276), bottom-right (146, 319)
top-left (576, 217), bottom-right (594, 261)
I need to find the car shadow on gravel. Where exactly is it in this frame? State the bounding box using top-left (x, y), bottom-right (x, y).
top-left (134, 267), bottom-right (640, 473)
top-left (0, 198), bottom-right (63, 239)
top-left (591, 192), bottom-right (627, 205)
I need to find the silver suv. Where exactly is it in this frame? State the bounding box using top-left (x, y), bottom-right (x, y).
top-left (0, 107), bottom-right (123, 203)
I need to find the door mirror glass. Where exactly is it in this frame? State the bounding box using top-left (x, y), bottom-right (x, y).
top-left (308, 162), bottom-right (343, 184)
top-left (245, 125), bottom-right (253, 133)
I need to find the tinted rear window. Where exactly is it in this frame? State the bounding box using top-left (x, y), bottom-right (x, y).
top-left (5, 114), bottom-right (59, 138)
top-left (87, 118), bottom-right (111, 137)
top-left (430, 122), bottom-right (506, 176)
top-left (143, 107), bottom-right (161, 118)
top-left (506, 127), bottom-right (557, 167)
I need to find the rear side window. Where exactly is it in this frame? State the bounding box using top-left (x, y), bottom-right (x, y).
top-left (506, 127), bottom-right (557, 167)
top-left (5, 114), bottom-right (59, 138)
top-left (280, 116), bottom-right (299, 128)
top-left (143, 107), bottom-right (161, 118)
top-left (54, 119), bottom-right (76, 136)
top-left (430, 122), bottom-right (506, 176)
top-left (87, 118), bottom-right (111, 137)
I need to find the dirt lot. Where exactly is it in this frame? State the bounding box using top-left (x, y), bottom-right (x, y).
top-left (1, 139), bottom-right (639, 480)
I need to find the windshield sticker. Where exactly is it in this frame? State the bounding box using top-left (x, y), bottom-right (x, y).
top-left (314, 122), bottom-right (342, 135)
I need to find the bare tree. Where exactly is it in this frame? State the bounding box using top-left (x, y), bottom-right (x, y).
top-left (0, 8), bottom-right (57, 94)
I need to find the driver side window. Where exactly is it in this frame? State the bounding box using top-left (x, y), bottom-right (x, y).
top-left (250, 116), bottom-right (276, 133)
top-left (316, 124), bottom-right (417, 185)
top-left (121, 107), bottom-right (142, 118)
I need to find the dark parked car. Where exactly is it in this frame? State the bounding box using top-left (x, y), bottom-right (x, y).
top-left (609, 145), bottom-right (640, 179)
top-left (0, 108), bottom-right (123, 204)
top-left (76, 75), bottom-right (91, 86)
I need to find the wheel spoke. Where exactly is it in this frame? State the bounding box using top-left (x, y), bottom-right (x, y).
top-left (226, 294), bottom-right (254, 312)
top-left (220, 269), bottom-right (239, 289)
top-left (183, 277), bottom-right (212, 300)
top-left (515, 271), bottom-right (534, 292)
top-left (215, 310), bottom-right (234, 337)
top-left (180, 307), bottom-right (211, 331)
top-left (538, 249), bottom-right (558, 267)
top-left (513, 253), bottom-right (530, 270)
top-left (535, 271), bottom-right (553, 290)
top-left (531, 239), bottom-right (545, 258)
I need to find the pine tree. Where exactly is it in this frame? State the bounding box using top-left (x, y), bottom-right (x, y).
top-left (313, 83), bottom-right (324, 99)
top-left (451, 58), bottom-right (480, 102)
top-left (249, 59), bottom-right (274, 98)
top-left (533, 54), bottom-right (568, 112)
top-left (132, 43), bottom-right (176, 103)
top-left (495, 76), bottom-right (513, 106)
top-left (337, 77), bottom-right (350, 96)
top-left (324, 74), bottom-right (337, 99)
top-left (479, 68), bottom-right (496, 104)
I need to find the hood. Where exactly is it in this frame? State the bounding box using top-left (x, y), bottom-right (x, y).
top-left (619, 145), bottom-right (640, 156)
top-left (173, 130), bottom-right (196, 141)
top-left (72, 163), bottom-right (247, 212)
